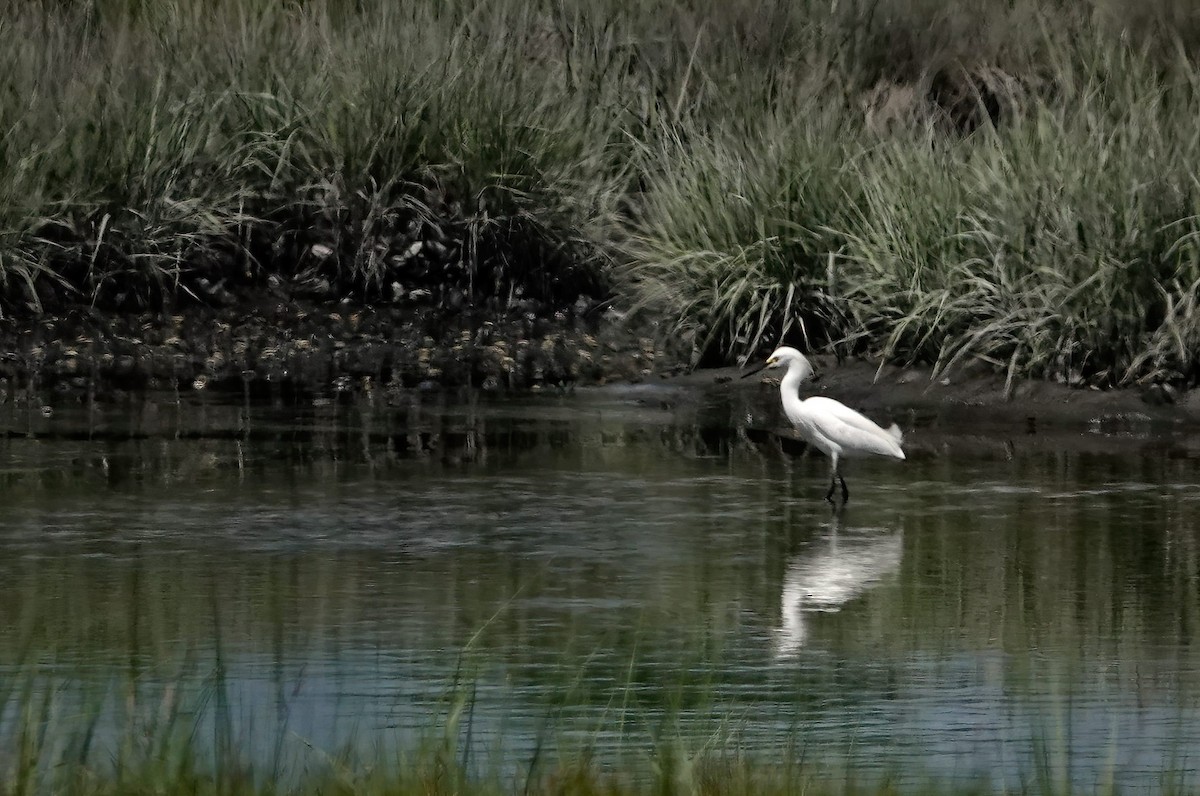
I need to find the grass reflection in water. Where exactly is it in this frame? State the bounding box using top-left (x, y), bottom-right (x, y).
top-left (1, 389), bottom-right (1199, 793)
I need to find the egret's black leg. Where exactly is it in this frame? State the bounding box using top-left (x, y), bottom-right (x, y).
top-left (839, 473), bottom-right (849, 504)
top-left (824, 455), bottom-right (841, 504)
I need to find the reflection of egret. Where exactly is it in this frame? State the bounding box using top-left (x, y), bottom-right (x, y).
top-left (744, 346), bottom-right (904, 503)
top-left (775, 513), bottom-right (902, 657)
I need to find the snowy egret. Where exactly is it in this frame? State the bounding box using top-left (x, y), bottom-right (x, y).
top-left (745, 346), bottom-right (905, 503)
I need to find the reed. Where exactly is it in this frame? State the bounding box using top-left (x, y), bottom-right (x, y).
top-left (622, 2), bottom-right (1200, 386)
top-left (5, 0), bottom-right (1200, 385)
top-left (2, 657), bottom-right (1193, 795)
top-left (0, 0), bottom-right (635, 312)
top-left (0, 661), bottom-right (1137, 796)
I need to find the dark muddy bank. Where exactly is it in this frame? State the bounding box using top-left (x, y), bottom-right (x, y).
top-left (685, 355), bottom-right (1200, 436)
top-left (0, 295), bottom-right (691, 401)
top-left (3, 291), bottom-right (1198, 441)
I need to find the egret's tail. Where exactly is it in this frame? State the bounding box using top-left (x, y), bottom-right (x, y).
top-left (886, 423), bottom-right (906, 460)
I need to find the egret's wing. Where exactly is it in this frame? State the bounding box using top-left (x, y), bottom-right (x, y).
top-left (803, 397), bottom-right (889, 436)
top-left (805, 397), bottom-right (905, 459)
top-left (823, 419), bottom-right (905, 458)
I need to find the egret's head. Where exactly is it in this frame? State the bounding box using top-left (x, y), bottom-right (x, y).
top-left (765, 346), bottom-right (816, 381)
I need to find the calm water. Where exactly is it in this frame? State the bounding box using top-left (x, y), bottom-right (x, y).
top-left (2, 381), bottom-right (1200, 790)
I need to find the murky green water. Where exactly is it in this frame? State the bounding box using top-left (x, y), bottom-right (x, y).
top-left (2, 382), bottom-right (1200, 790)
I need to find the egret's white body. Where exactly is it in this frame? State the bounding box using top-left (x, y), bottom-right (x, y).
top-left (755, 346), bottom-right (905, 502)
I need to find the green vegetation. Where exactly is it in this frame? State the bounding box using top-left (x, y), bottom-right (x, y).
top-left (4, 0), bottom-right (1200, 386)
top-left (0, 663), bottom-right (1165, 796)
top-left (617, 0), bottom-right (1200, 387)
top-left (0, 0), bottom-right (631, 315)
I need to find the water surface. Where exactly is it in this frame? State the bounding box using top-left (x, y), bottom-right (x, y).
top-left (1, 383), bottom-right (1199, 790)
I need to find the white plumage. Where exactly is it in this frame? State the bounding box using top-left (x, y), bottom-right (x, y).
top-left (752, 346), bottom-right (905, 503)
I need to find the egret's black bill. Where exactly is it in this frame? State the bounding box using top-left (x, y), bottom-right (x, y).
top-left (740, 361), bottom-right (767, 380)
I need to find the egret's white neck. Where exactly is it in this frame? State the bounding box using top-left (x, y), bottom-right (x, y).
top-left (779, 359), bottom-right (808, 401)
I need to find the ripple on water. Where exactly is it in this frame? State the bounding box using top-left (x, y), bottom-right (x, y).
top-left (2, 399), bottom-right (1200, 790)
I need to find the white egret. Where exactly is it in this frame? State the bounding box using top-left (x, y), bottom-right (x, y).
top-left (744, 346), bottom-right (905, 503)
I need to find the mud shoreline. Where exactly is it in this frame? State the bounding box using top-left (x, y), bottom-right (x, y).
top-left (0, 297), bottom-right (1196, 437)
top-left (652, 356), bottom-right (1200, 436)
top-left (0, 295), bottom-right (688, 401)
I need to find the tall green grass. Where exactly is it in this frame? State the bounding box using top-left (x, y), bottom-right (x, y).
top-left (5, 0), bottom-right (1200, 385)
top-left (622, 2), bottom-right (1200, 386)
top-left (5, 662), bottom-right (1176, 796)
top-left (0, 0), bottom-right (638, 311)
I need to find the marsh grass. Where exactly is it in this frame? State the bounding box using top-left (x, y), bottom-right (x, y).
top-left (6, 0), bottom-right (1200, 384)
top-left (0, 592), bottom-right (930, 795)
top-left (0, 664), bottom-right (1003, 796)
top-left (616, 1), bottom-right (1200, 385)
top-left (3, 656), bottom-right (1194, 795)
top-left (832, 36), bottom-right (1200, 389)
top-left (0, 0), bottom-right (637, 312)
